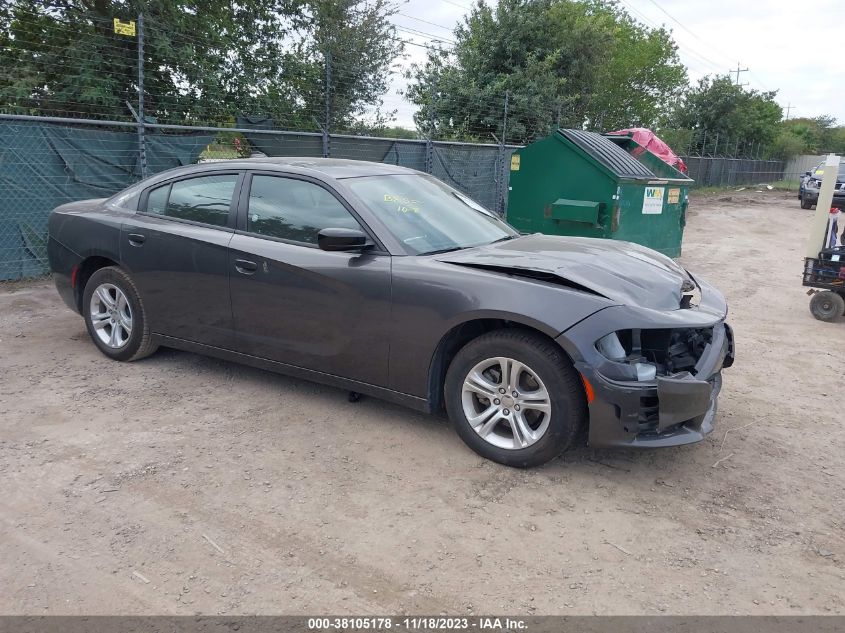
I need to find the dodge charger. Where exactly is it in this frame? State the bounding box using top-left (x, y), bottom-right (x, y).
top-left (48, 158), bottom-right (734, 467)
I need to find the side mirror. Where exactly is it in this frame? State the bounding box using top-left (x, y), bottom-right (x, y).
top-left (804, 171), bottom-right (811, 176)
top-left (317, 227), bottom-right (371, 252)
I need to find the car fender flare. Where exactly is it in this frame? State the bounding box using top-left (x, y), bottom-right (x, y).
top-left (424, 310), bottom-right (574, 413)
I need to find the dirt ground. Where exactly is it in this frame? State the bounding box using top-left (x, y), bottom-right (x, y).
top-left (0, 190), bottom-right (843, 616)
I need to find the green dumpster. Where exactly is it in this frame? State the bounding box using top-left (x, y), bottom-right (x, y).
top-left (506, 129), bottom-right (694, 257)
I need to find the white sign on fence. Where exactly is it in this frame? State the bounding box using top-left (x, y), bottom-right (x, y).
top-left (643, 186), bottom-right (664, 214)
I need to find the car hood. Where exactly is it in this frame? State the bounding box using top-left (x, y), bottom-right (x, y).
top-left (437, 234), bottom-right (695, 311)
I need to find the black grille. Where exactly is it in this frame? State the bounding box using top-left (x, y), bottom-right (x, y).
top-left (665, 327), bottom-right (713, 374)
top-left (637, 394), bottom-right (660, 434)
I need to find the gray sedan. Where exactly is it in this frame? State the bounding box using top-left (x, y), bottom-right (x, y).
top-left (47, 158), bottom-right (733, 467)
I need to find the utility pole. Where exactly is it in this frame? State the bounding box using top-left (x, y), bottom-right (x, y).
top-left (785, 103), bottom-right (796, 120)
top-left (732, 62), bottom-right (749, 87)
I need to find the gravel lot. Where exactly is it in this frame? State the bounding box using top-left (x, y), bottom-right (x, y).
top-left (1, 190), bottom-right (843, 615)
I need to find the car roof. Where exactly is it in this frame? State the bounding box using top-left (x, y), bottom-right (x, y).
top-left (153, 157), bottom-right (421, 182)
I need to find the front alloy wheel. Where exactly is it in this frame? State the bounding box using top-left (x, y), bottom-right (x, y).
top-left (461, 357), bottom-right (552, 450)
top-left (445, 329), bottom-right (587, 468)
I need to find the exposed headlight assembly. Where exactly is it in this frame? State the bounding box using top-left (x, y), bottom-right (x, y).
top-left (595, 331), bottom-right (657, 382)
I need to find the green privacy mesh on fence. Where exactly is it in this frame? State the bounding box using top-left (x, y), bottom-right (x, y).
top-left (236, 116), bottom-right (517, 217)
top-left (1, 115), bottom-right (789, 282)
top-left (0, 119), bottom-right (214, 280)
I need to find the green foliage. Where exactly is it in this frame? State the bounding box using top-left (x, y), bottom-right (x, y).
top-left (656, 128), bottom-right (693, 155)
top-left (308, 0), bottom-right (403, 131)
top-left (0, 0), bottom-right (402, 130)
top-left (771, 128), bottom-right (808, 159)
top-left (345, 124), bottom-right (421, 139)
top-left (670, 75), bottom-right (783, 150)
top-left (829, 127), bottom-right (845, 154)
top-left (779, 116), bottom-right (845, 154)
top-left (405, 0), bottom-right (686, 143)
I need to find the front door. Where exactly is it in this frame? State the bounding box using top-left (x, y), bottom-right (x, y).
top-left (228, 173), bottom-right (391, 386)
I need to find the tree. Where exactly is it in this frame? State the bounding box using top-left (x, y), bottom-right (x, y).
top-left (404, 0), bottom-right (686, 143)
top-left (292, 0), bottom-right (404, 132)
top-left (0, 0), bottom-right (301, 122)
top-left (670, 75), bottom-right (783, 153)
top-left (778, 116), bottom-right (838, 154)
top-left (0, 0), bottom-right (402, 130)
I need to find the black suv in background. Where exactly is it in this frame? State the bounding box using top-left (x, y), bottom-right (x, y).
top-left (801, 161), bottom-right (845, 209)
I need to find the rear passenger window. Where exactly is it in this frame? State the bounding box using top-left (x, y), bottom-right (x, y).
top-left (246, 175), bottom-right (360, 244)
top-left (145, 174), bottom-right (238, 227)
top-left (147, 184), bottom-right (169, 215)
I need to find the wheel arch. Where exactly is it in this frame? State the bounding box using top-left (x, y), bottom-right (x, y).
top-left (426, 316), bottom-right (571, 413)
top-left (74, 255), bottom-right (120, 312)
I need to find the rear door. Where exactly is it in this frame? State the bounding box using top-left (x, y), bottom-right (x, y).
top-left (121, 171), bottom-right (243, 349)
top-left (228, 172), bottom-right (392, 386)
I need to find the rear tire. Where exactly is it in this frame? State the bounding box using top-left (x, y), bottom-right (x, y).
top-left (444, 329), bottom-right (587, 468)
top-left (809, 291), bottom-right (845, 322)
top-left (82, 266), bottom-right (158, 361)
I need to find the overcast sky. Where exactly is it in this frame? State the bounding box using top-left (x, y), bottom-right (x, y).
top-left (384, 0), bottom-right (845, 129)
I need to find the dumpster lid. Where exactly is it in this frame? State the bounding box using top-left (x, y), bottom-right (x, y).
top-left (558, 128), bottom-right (656, 180)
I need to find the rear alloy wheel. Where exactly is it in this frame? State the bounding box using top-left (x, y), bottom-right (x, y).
top-left (90, 283), bottom-right (133, 349)
top-left (809, 291), bottom-right (845, 322)
top-left (445, 330), bottom-right (586, 468)
top-left (82, 267), bottom-right (158, 361)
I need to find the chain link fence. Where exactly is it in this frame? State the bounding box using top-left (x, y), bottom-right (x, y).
top-left (0, 114), bottom-right (521, 280)
top-left (1, 110), bottom-right (785, 280)
top-left (0, 8), bottom-right (788, 280)
top-left (680, 155), bottom-right (786, 188)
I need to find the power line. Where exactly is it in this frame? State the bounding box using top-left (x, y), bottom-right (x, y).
top-left (394, 25), bottom-right (456, 46)
top-left (617, 0), bottom-right (726, 74)
top-left (439, 0), bottom-right (473, 10)
top-left (748, 70), bottom-right (771, 92)
top-left (641, 0), bottom-right (734, 66)
top-left (396, 12), bottom-right (456, 34)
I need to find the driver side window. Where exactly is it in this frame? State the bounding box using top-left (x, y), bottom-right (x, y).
top-left (246, 175), bottom-right (360, 244)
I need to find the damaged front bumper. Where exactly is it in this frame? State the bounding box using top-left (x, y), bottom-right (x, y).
top-left (556, 282), bottom-right (735, 448)
top-left (579, 323), bottom-right (732, 447)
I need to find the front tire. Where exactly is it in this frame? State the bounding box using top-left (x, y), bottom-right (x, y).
top-left (801, 194), bottom-right (813, 210)
top-left (82, 266), bottom-right (158, 361)
top-left (444, 329), bottom-right (587, 468)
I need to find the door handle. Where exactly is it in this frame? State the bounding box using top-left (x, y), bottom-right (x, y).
top-left (127, 233), bottom-right (146, 246)
top-left (234, 259), bottom-right (258, 274)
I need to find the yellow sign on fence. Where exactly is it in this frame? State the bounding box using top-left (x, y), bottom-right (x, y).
top-left (113, 18), bottom-right (136, 36)
top-left (510, 155), bottom-right (521, 171)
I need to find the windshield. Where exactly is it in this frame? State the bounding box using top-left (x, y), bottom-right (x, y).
top-left (345, 174), bottom-right (518, 255)
top-left (808, 163), bottom-right (845, 177)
